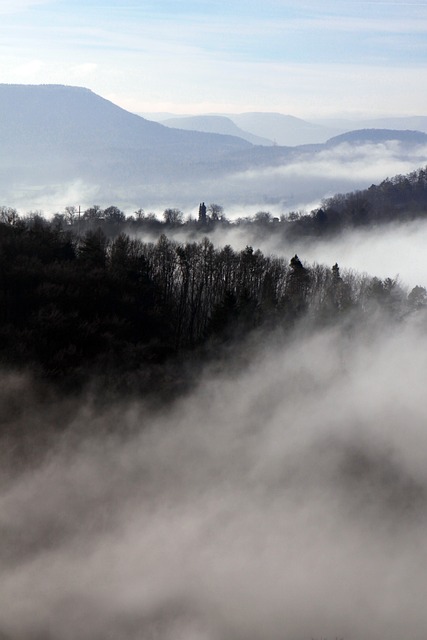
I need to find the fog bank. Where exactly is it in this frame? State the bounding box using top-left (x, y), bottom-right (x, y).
top-left (3, 140), bottom-right (427, 215)
top-left (200, 218), bottom-right (427, 290)
top-left (2, 314), bottom-right (427, 639)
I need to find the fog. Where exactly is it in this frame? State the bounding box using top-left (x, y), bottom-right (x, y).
top-left (196, 218), bottom-right (427, 291)
top-left (141, 140), bottom-right (427, 214)
top-left (3, 140), bottom-right (427, 215)
top-left (227, 141), bottom-right (427, 212)
top-left (2, 312), bottom-right (427, 639)
top-left (293, 221), bottom-right (427, 290)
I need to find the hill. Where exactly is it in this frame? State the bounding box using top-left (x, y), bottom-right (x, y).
top-left (161, 115), bottom-right (272, 146)
top-left (0, 84), bottom-right (253, 151)
top-left (228, 112), bottom-right (339, 146)
top-left (326, 128), bottom-right (427, 147)
top-left (1, 84), bottom-right (427, 211)
top-left (141, 111), bottom-right (339, 146)
top-left (314, 115), bottom-right (427, 136)
top-left (0, 83), bottom-right (255, 198)
top-left (0, 211), bottom-right (418, 394)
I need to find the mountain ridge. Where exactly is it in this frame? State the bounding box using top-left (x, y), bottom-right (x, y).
top-left (2, 84), bottom-right (427, 210)
top-left (161, 114), bottom-right (272, 146)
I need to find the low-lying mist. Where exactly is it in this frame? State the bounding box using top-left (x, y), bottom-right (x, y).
top-left (3, 140), bottom-right (427, 214)
top-left (200, 218), bottom-right (427, 290)
top-left (2, 311), bottom-right (427, 640)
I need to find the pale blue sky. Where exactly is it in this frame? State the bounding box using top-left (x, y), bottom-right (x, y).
top-left (1, 0), bottom-right (426, 117)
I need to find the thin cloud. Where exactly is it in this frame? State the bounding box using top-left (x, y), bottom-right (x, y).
top-left (0, 0), bottom-right (426, 116)
top-left (0, 0), bottom-right (54, 14)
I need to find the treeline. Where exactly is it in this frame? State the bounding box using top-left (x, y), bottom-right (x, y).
top-left (1, 166), bottom-right (426, 245)
top-left (291, 166), bottom-right (427, 236)
top-left (3, 167), bottom-right (427, 243)
top-left (0, 214), bottom-right (425, 395)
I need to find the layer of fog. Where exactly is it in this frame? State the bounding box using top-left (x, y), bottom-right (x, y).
top-left (2, 140), bottom-right (427, 215)
top-left (169, 217), bottom-right (427, 292)
top-left (291, 220), bottom-right (427, 290)
top-left (226, 140), bottom-right (427, 215)
top-left (2, 314), bottom-right (427, 639)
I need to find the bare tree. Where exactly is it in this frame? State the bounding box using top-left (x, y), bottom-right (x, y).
top-left (163, 208), bottom-right (183, 225)
top-left (0, 206), bottom-right (19, 225)
top-left (207, 203), bottom-right (224, 221)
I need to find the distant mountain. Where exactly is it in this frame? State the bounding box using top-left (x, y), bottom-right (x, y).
top-left (138, 111), bottom-right (187, 122)
top-left (313, 115), bottom-right (427, 136)
top-left (227, 112), bottom-right (339, 146)
top-left (161, 115), bottom-right (273, 146)
top-left (141, 111), bottom-right (340, 146)
top-left (141, 111), bottom-right (427, 147)
top-left (0, 85), bottom-right (252, 152)
top-left (1, 84), bottom-right (427, 211)
top-left (0, 84), bottom-right (251, 183)
top-left (361, 116), bottom-right (427, 133)
top-left (326, 129), bottom-right (427, 146)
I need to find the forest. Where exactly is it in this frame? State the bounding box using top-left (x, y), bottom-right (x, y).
top-left (1, 165), bottom-right (427, 397)
top-left (0, 200), bottom-right (425, 397)
top-left (2, 169), bottom-right (427, 640)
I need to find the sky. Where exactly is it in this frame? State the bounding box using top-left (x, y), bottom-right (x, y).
top-left (0, 0), bottom-right (427, 118)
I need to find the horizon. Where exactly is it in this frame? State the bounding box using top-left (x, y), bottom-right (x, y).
top-left (0, 0), bottom-right (426, 119)
top-left (0, 81), bottom-right (425, 123)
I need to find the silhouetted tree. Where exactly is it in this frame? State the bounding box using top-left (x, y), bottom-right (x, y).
top-left (104, 205), bottom-right (126, 224)
top-left (78, 229), bottom-right (108, 268)
top-left (285, 255), bottom-right (311, 317)
top-left (207, 203), bottom-right (224, 221)
top-left (83, 205), bottom-right (103, 222)
top-left (408, 285), bottom-right (427, 310)
top-left (163, 208), bottom-right (183, 225)
top-left (0, 206), bottom-right (19, 225)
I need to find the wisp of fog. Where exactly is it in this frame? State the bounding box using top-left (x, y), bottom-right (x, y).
top-left (2, 313), bottom-right (427, 639)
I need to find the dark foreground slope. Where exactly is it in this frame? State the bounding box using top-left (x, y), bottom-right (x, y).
top-left (0, 212), bottom-right (423, 398)
top-left (2, 223), bottom-right (427, 640)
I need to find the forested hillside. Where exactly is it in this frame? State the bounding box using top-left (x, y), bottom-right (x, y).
top-left (290, 165), bottom-right (427, 235)
top-left (0, 211), bottom-right (424, 397)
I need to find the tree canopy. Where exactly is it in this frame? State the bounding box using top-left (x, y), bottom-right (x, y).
top-left (0, 214), bottom-right (422, 396)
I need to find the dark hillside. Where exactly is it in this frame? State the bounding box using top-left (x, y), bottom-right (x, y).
top-left (303, 166), bottom-right (427, 234)
top-left (0, 212), bottom-right (421, 396)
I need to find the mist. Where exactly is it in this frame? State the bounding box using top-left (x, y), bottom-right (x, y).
top-left (2, 139), bottom-right (427, 215)
top-left (2, 310), bottom-right (427, 639)
top-left (167, 139), bottom-right (427, 214)
top-left (193, 217), bottom-right (427, 291)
